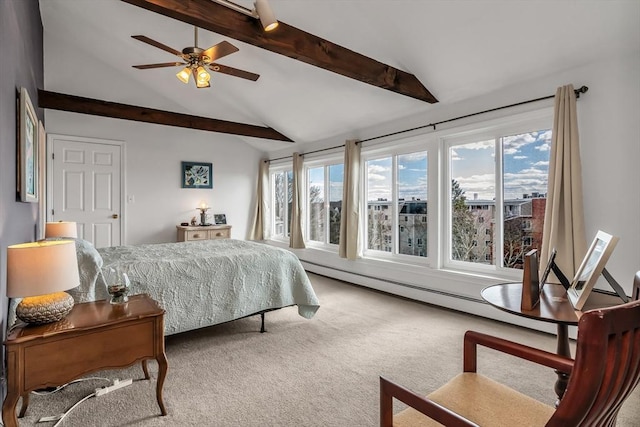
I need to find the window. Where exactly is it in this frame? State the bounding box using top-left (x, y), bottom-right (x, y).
top-left (267, 108), bottom-right (551, 282)
top-left (271, 168), bottom-right (293, 239)
top-left (365, 150), bottom-right (428, 259)
top-left (307, 162), bottom-right (343, 245)
top-left (446, 117), bottom-right (551, 272)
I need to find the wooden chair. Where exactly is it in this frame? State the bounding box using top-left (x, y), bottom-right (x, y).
top-left (633, 271), bottom-right (640, 301)
top-left (380, 297), bottom-right (640, 427)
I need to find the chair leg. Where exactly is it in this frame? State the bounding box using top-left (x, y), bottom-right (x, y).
top-left (380, 377), bottom-right (394, 427)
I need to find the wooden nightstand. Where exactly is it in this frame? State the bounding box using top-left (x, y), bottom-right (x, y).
top-left (176, 224), bottom-right (231, 242)
top-left (2, 294), bottom-right (168, 426)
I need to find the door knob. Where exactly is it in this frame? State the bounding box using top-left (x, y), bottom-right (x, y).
top-left (112, 214), bottom-right (119, 219)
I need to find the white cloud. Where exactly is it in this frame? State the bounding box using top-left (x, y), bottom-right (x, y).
top-left (368, 173), bottom-right (387, 182)
top-left (368, 164), bottom-right (389, 174)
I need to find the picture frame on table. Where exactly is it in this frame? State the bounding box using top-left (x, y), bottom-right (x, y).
top-left (214, 214), bottom-right (227, 225)
top-left (567, 230), bottom-right (619, 310)
top-left (181, 161), bottom-right (213, 189)
top-left (18, 87), bottom-right (39, 203)
top-left (521, 249), bottom-right (540, 310)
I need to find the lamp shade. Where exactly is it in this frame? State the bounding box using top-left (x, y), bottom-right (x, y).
top-left (7, 240), bottom-right (80, 298)
top-left (45, 221), bottom-right (78, 238)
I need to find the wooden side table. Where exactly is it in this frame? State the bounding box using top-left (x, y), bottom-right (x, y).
top-left (176, 224), bottom-right (231, 242)
top-left (2, 294), bottom-right (168, 427)
top-left (481, 282), bottom-right (624, 404)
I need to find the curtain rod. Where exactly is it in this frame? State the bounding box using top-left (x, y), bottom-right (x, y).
top-left (268, 85), bottom-right (588, 163)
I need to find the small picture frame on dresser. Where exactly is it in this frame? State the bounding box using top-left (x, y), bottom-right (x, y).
top-left (214, 214), bottom-right (227, 225)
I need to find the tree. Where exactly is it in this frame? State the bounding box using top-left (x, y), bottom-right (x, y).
top-left (308, 185), bottom-right (323, 241)
top-left (503, 218), bottom-right (527, 269)
top-left (451, 179), bottom-right (478, 262)
top-left (274, 172), bottom-right (293, 236)
top-left (367, 203), bottom-right (390, 251)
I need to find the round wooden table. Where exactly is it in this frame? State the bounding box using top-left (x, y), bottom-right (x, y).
top-left (481, 282), bottom-right (622, 404)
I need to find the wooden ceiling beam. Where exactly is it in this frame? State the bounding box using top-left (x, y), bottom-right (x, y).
top-left (38, 90), bottom-right (293, 142)
top-left (120, 0), bottom-right (438, 104)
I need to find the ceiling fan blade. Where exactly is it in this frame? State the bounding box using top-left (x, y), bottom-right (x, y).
top-left (202, 41), bottom-right (239, 63)
top-left (209, 64), bottom-right (260, 81)
top-left (132, 35), bottom-right (182, 56)
top-left (133, 62), bottom-right (185, 70)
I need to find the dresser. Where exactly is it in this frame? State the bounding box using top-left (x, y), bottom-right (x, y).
top-left (176, 224), bottom-right (232, 242)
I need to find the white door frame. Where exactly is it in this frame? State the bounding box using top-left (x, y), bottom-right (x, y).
top-left (46, 133), bottom-right (126, 245)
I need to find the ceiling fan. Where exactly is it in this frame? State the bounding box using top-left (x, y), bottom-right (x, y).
top-left (131, 26), bottom-right (260, 88)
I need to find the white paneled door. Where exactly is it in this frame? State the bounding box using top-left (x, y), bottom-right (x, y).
top-left (48, 135), bottom-right (123, 248)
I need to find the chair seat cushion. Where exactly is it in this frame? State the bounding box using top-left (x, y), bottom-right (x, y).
top-left (394, 373), bottom-right (555, 427)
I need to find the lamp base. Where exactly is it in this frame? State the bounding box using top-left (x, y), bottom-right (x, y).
top-left (16, 292), bottom-right (74, 325)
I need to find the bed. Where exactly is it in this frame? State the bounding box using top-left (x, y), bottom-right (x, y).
top-left (10, 239), bottom-right (320, 335)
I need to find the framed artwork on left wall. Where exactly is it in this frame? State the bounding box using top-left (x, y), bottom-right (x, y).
top-left (18, 87), bottom-right (39, 203)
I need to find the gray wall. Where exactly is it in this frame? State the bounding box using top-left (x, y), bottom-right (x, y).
top-left (0, 0), bottom-right (44, 378)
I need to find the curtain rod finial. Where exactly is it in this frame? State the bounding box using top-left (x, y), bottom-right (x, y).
top-left (575, 85), bottom-right (588, 98)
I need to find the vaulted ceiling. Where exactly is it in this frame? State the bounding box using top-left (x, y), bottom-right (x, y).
top-left (39, 0), bottom-right (639, 152)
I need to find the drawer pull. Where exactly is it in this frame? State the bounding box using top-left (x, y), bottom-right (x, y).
top-left (216, 233), bottom-right (222, 236)
top-left (193, 234), bottom-right (200, 238)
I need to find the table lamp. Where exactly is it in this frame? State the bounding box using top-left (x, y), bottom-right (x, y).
top-left (7, 240), bottom-right (80, 324)
top-left (197, 202), bottom-right (211, 226)
top-left (45, 221), bottom-right (78, 238)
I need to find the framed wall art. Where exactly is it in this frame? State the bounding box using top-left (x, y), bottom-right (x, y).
top-left (18, 87), bottom-right (39, 203)
top-left (181, 161), bottom-right (213, 189)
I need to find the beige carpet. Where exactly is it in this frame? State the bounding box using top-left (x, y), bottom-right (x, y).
top-left (17, 273), bottom-right (640, 426)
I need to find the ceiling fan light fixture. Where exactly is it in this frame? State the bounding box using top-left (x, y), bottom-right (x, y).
top-left (196, 66), bottom-right (211, 83)
top-left (255, 0), bottom-right (278, 32)
top-left (176, 67), bottom-right (192, 84)
top-left (196, 79), bottom-right (211, 89)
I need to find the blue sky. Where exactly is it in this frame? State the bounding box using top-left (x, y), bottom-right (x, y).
top-left (308, 164), bottom-right (344, 202)
top-left (309, 129), bottom-right (550, 203)
top-left (452, 130), bottom-right (551, 200)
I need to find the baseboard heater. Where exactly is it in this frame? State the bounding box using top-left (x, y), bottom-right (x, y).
top-left (300, 260), bottom-right (484, 305)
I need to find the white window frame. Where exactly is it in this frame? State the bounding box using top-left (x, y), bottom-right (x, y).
top-left (441, 108), bottom-right (553, 277)
top-left (269, 163), bottom-right (293, 243)
top-left (361, 135), bottom-right (436, 265)
top-left (304, 154), bottom-right (343, 250)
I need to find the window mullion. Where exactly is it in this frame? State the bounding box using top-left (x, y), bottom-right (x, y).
top-left (392, 155), bottom-right (398, 255)
top-left (324, 165), bottom-right (330, 244)
top-left (495, 137), bottom-right (504, 268)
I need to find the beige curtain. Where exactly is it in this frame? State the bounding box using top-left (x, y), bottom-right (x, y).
top-left (289, 152), bottom-right (306, 248)
top-left (339, 139), bottom-right (361, 260)
top-left (540, 84), bottom-right (586, 282)
top-left (249, 160), bottom-right (270, 241)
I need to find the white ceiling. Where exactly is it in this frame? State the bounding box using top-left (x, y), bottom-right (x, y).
top-left (39, 0), bottom-right (640, 152)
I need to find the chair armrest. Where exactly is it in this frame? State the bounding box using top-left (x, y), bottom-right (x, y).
top-left (380, 376), bottom-right (480, 427)
top-left (463, 330), bottom-right (574, 374)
